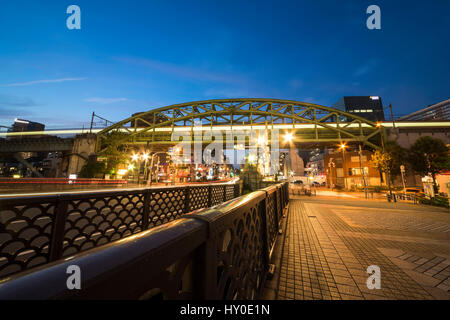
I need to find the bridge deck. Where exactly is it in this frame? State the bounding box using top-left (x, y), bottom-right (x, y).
top-left (263, 196), bottom-right (450, 300)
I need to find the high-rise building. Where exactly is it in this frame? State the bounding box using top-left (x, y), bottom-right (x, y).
top-left (332, 96), bottom-right (385, 122)
top-left (8, 118), bottom-right (45, 133)
top-left (397, 99), bottom-right (450, 121)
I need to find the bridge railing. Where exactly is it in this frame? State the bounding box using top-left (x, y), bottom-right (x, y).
top-left (0, 182), bottom-right (289, 300)
top-left (0, 182), bottom-right (240, 279)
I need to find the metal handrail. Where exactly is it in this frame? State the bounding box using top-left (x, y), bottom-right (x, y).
top-left (0, 182), bottom-right (290, 300)
top-left (0, 182), bottom-right (241, 279)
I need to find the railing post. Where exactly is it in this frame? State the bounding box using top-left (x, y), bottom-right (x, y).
top-left (223, 185), bottom-right (227, 201)
top-left (261, 192), bottom-right (270, 265)
top-left (184, 186), bottom-right (191, 213)
top-left (273, 189), bottom-right (279, 229)
top-left (234, 183), bottom-right (240, 198)
top-left (49, 197), bottom-right (69, 261)
top-left (207, 186), bottom-right (212, 207)
top-left (142, 189), bottom-right (150, 230)
top-left (285, 183), bottom-right (289, 205)
top-left (194, 239), bottom-right (218, 299)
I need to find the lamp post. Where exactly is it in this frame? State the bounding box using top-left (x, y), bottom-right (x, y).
top-left (328, 158), bottom-right (335, 189)
top-left (377, 122), bottom-right (394, 201)
top-left (148, 152), bottom-right (169, 186)
top-left (340, 143), bottom-right (347, 190)
top-left (358, 144), bottom-right (368, 199)
top-left (131, 152), bottom-right (149, 185)
top-left (400, 164), bottom-right (406, 194)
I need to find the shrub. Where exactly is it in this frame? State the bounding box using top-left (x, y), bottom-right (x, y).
top-left (418, 196), bottom-right (449, 209)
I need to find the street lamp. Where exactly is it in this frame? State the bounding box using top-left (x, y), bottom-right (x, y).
top-left (257, 136), bottom-right (267, 146)
top-left (284, 132), bottom-right (293, 143)
top-left (148, 152), bottom-right (170, 186)
top-left (248, 154), bottom-right (257, 164)
top-left (130, 152), bottom-right (151, 184)
top-left (358, 144), bottom-right (368, 198)
top-left (376, 122), bottom-right (394, 201)
top-left (339, 143), bottom-right (347, 190)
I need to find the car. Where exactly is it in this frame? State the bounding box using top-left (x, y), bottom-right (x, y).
top-left (404, 188), bottom-right (422, 194)
top-left (293, 180), bottom-right (303, 185)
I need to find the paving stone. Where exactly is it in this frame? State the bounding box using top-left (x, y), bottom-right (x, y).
top-left (266, 197), bottom-right (450, 300)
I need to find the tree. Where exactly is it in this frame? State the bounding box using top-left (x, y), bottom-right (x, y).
top-left (407, 136), bottom-right (450, 188)
top-left (79, 160), bottom-right (106, 178)
top-left (384, 140), bottom-right (406, 181)
top-left (370, 140), bottom-right (406, 185)
top-left (371, 149), bottom-right (392, 185)
top-left (100, 131), bottom-right (130, 176)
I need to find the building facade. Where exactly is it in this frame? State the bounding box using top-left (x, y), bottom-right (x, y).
top-left (397, 99), bottom-right (450, 121)
top-left (332, 96), bottom-right (385, 122)
top-left (323, 149), bottom-right (381, 190)
top-left (8, 118), bottom-right (45, 133)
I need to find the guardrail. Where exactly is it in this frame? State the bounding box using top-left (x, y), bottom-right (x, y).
top-left (0, 182), bottom-right (289, 299)
top-left (386, 193), bottom-right (417, 203)
top-left (289, 185), bottom-right (316, 196)
top-left (0, 182), bottom-right (240, 279)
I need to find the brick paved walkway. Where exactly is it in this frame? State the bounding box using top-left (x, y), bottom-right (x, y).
top-left (263, 196), bottom-right (450, 300)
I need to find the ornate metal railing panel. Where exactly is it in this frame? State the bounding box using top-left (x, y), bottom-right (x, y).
top-left (210, 185), bottom-right (225, 206)
top-left (187, 186), bottom-right (210, 211)
top-left (0, 182), bottom-right (289, 300)
top-left (148, 188), bottom-right (185, 228)
top-left (62, 192), bottom-right (145, 257)
top-left (0, 198), bottom-right (57, 277)
top-left (264, 189), bottom-right (278, 256)
top-left (209, 194), bottom-right (267, 299)
top-left (0, 182), bottom-right (240, 279)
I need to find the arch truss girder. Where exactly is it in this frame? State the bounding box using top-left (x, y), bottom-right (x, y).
top-left (97, 98), bottom-right (382, 151)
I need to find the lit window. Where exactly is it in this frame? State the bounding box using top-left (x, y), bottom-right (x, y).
top-left (351, 167), bottom-right (369, 175)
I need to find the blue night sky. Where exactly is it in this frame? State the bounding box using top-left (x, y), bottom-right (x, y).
top-left (0, 0), bottom-right (449, 128)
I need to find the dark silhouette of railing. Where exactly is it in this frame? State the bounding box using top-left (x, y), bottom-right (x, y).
top-left (0, 183), bottom-right (240, 279)
top-left (0, 182), bottom-right (289, 300)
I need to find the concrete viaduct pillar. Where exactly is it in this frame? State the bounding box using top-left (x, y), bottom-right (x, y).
top-left (64, 134), bottom-right (97, 177)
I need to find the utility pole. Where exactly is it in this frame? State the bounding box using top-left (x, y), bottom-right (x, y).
top-left (400, 164), bottom-right (406, 194)
top-left (90, 112), bottom-right (95, 134)
top-left (389, 103), bottom-right (396, 129)
top-left (328, 158), bottom-right (335, 190)
top-left (378, 124), bottom-right (394, 202)
top-left (359, 144), bottom-right (368, 199)
top-left (341, 146), bottom-right (347, 190)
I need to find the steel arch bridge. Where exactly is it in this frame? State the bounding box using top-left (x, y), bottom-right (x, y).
top-left (96, 98), bottom-right (384, 152)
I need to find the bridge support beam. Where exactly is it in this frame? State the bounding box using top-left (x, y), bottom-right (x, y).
top-left (13, 153), bottom-right (44, 178)
top-left (66, 134), bottom-right (97, 176)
